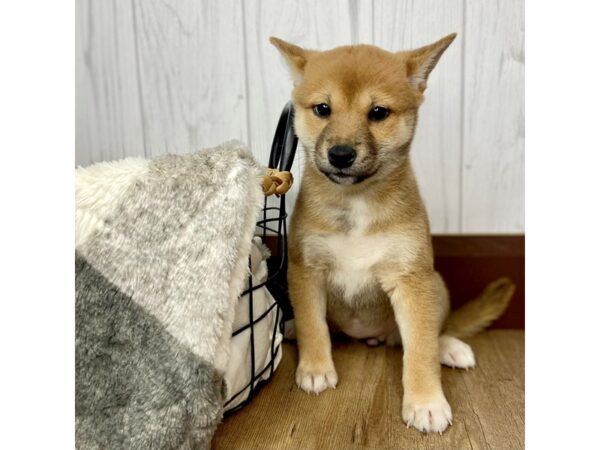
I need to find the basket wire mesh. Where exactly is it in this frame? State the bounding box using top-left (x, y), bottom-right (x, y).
top-left (223, 102), bottom-right (297, 414)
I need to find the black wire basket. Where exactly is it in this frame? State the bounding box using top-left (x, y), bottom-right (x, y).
top-left (223, 102), bottom-right (297, 414)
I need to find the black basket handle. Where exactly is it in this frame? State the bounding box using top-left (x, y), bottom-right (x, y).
top-left (268, 102), bottom-right (298, 173)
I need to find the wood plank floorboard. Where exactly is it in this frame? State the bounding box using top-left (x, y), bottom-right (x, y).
top-left (213, 330), bottom-right (524, 450)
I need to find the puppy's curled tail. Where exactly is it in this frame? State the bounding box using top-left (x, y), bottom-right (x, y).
top-left (444, 278), bottom-right (515, 339)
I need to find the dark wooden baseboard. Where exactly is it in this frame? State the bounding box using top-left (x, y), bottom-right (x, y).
top-left (432, 235), bottom-right (524, 330)
top-left (263, 235), bottom-right (525, 330)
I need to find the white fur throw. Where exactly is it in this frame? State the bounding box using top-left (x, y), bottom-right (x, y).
top-left (75, 141), bottom-right (263, 449)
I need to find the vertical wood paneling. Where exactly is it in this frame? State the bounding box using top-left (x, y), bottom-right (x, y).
top-left (348, 0), bottom-right (374, 44)
top-left (131, 0), bottom-right (248, 157)
top-left (462, 0), bottom-right (524, 232)
top-left (75, 0), bottom-right (524, 233)
top-left (76, 0), bottom-right (146, 166)
top-left (373, 0), bottom-right (463, 233)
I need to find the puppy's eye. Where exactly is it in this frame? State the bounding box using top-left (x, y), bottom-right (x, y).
top-left (313, 103), bottom-right (331, 118)
top-left (368, 106), bottom-right (390, 122)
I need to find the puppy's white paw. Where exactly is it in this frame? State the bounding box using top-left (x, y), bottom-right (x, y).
top-left (439, 335), bottom-right (476, 369)
top-left (296, 364), bottom-right (338, 394)
top-left (403, 394), bottom-right (453, 433)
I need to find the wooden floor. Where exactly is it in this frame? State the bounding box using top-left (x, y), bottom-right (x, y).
top-left (212, 330), bottom-right (524, 450)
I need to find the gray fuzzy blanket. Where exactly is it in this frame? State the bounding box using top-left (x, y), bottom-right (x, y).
top-left (75, 142), bottom-right (263, 449)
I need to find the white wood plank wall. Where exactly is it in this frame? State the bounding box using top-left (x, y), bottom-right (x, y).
top-left (76, 0), bottom-right (524, 233)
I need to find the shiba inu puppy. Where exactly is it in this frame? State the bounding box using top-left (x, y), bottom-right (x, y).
top-left (271, 34), bottom-right (514, 433)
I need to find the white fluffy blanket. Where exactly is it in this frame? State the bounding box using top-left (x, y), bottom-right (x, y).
top-left (75, 141), bottom-right (263, 449)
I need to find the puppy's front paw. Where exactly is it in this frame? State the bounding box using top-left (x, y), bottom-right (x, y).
top-left (403, 393), bottom-right (452, 433)
top-left (296, 362), bottom-right (338, 394)
top-left (439, 335), bottom-right (476, 369)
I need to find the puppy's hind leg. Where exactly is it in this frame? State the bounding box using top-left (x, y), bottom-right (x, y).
top-left (434, 272), bottom-right (475, 369)
top-left (385, 328), bottom-right (476, 369)
top-left (384, 273), bottom-right (474, 368)
top-left (439, 335), bottom-right (476, 369)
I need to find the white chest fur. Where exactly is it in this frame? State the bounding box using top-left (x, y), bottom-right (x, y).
top-left (325, 232), bottom-right (391, 298)
top-left (303, 197), bottom-right (393, 300)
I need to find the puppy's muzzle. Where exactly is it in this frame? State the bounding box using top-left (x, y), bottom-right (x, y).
top-left (328, 145), bottom-right (356, 169)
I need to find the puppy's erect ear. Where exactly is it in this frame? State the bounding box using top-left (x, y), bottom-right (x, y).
top-left (270, 37), bottom-right (314, 83)
top-left (400, 33), bottom-right (457, 92)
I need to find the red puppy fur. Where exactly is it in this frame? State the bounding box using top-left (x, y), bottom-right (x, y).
top-left (271, 35), bottom-right (514, 434)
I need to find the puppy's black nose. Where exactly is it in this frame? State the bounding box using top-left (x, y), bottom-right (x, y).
top-left (328, 145), bottom-right (356, 169)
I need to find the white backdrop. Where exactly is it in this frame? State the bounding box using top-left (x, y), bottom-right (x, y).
top-left (76, 0), bottom-right (524, 233)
